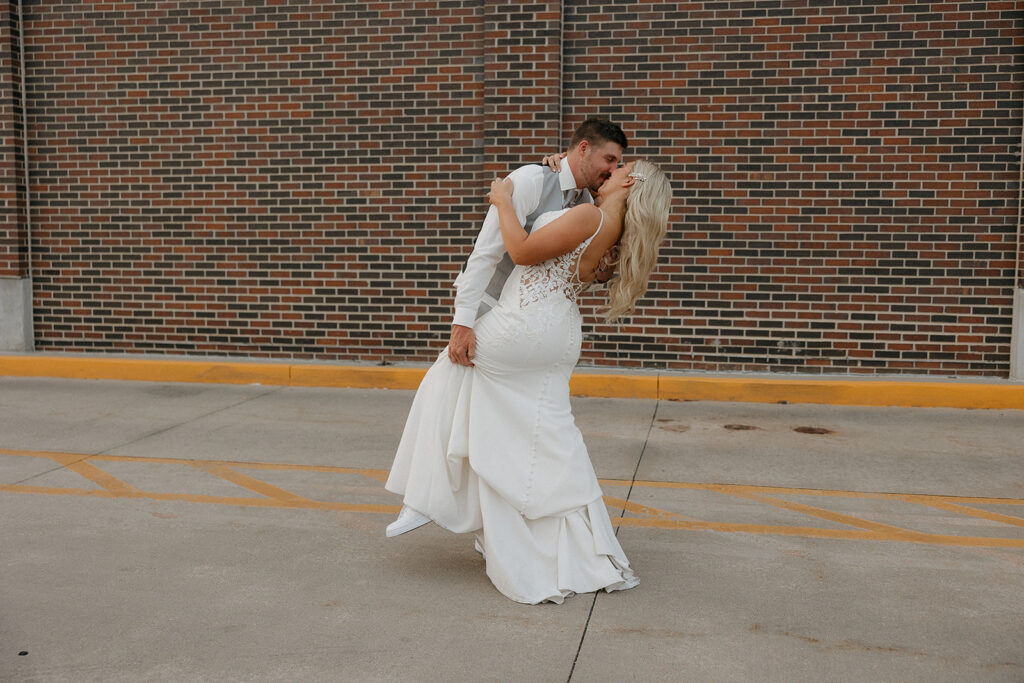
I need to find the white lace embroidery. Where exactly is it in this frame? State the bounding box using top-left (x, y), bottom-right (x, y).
top-left (518, 209), bottom-right (603, 309)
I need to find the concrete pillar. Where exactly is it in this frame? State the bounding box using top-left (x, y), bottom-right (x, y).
top-left (0, 277), bottom-right (32, 350)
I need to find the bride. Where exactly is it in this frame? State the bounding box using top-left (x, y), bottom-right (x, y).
top-left (385, 159), bottom-right (672, 604)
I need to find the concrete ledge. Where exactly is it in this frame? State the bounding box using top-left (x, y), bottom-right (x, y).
top-left (1, 353), bottom-right (1022, 410)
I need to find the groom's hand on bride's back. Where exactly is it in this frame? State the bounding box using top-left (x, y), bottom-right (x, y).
top-left (594, 246), bottom-right (619, 284)
top-left (448, 325), bottom-right (476, 366)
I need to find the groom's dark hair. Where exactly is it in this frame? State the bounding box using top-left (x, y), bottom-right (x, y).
top-left (570, 119), bottom-right (628, 150)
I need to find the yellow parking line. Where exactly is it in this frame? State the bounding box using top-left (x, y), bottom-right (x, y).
top-left (615, 517), bottom-right (881, 541)
top-left (612, 516), bottom-right (1024, 548)
top-left (63, 460), bottom-right (144, 496)
top-left (87, 453), bottom-right (393, 483)
top-left (38, 450), bottom-right (144, 496)
top-left (710, 485), bottom-right (918, 535)
top-left (2, 483), bottom-right (400, 514)
top-left (601, 495), bottom-right (698, 522)
top-left (901, 498), bottom-right (1024, 528)
top-left (190, 462), bottom-right (313, 505)
top-left (604, 478), bottom-right (1024, 506)
top-left (2, 447), bottom-right (1022, 548)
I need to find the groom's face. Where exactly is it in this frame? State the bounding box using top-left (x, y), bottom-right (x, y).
top-left (578, 140), bottom-right (624, 194)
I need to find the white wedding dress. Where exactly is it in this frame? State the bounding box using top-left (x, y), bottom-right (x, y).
top-left (385, 208), bottom-right (638, 604)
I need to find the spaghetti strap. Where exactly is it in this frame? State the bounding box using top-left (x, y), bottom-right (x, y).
top-left (590, 208), bottom-right (605, 240)
top-left (571, 208), bottom-right (604, 283)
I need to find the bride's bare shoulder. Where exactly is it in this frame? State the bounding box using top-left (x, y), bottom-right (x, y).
top-left (567, 203), bottom-right (603, 223)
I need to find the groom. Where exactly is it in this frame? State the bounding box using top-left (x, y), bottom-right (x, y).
top-left (447, 118), bottom-right (628, 366)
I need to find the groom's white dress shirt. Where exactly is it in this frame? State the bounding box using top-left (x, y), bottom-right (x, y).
top-left (452, 158), bottom-right (591, 328)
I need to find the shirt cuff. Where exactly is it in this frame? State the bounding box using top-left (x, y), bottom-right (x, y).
top-left (452, 307), bottom-right (476, 329)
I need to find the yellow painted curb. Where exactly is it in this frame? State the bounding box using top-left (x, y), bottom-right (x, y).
top-left (658, 376), bottom-right (1024, 410)
top-left (569, 373), bottom-right (658, 399)
top-left (1, 354), bottom-right (1022, 410)
top-left (289, 364), bottom-right (425, 391)
top-left (0, 355), bottom-right (291, 386)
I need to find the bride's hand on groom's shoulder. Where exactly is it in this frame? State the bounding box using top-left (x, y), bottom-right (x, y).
top-left (487, 178), bottom-right (514, 207)
top-left (541, 152), bottom-right (567, 172)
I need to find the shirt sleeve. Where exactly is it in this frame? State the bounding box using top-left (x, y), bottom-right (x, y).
top-left (452, 165), bottom-right (545, 328)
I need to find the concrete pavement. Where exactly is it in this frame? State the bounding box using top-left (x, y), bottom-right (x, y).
top-left (1, 376), bottom-right (1022, 682)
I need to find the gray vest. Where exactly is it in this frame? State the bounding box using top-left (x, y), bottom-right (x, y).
top-left (476, 168), bottom-right (588, 319)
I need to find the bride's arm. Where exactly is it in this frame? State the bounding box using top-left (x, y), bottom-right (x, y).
top-left (488, 178), bottom-right (598, 266)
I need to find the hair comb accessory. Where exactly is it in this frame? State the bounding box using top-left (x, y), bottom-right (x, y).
top-left (628, 170), bottom-right (647, 182)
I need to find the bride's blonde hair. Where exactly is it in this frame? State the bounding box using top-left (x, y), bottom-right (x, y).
top-left (605, 159), bottom-right (672, 321)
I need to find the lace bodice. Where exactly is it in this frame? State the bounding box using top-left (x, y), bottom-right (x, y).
top-left (518, 208), bottom-right (604, 309)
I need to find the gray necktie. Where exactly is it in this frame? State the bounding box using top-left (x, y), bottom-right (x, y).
top-left (562, 189), bottom-right (581, 208)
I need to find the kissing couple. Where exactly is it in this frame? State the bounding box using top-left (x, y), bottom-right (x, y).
top-left (385, 118), bottom-right (672, 604)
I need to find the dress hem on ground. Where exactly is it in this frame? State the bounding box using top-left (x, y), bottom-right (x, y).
top-left (384, 208), bottom-right (639, 605)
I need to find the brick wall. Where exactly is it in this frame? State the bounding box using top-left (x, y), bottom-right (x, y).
top-left (12, 1), bottom-right (1024, 375)
top-left (568, 1), bottom-right (1023, 374)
